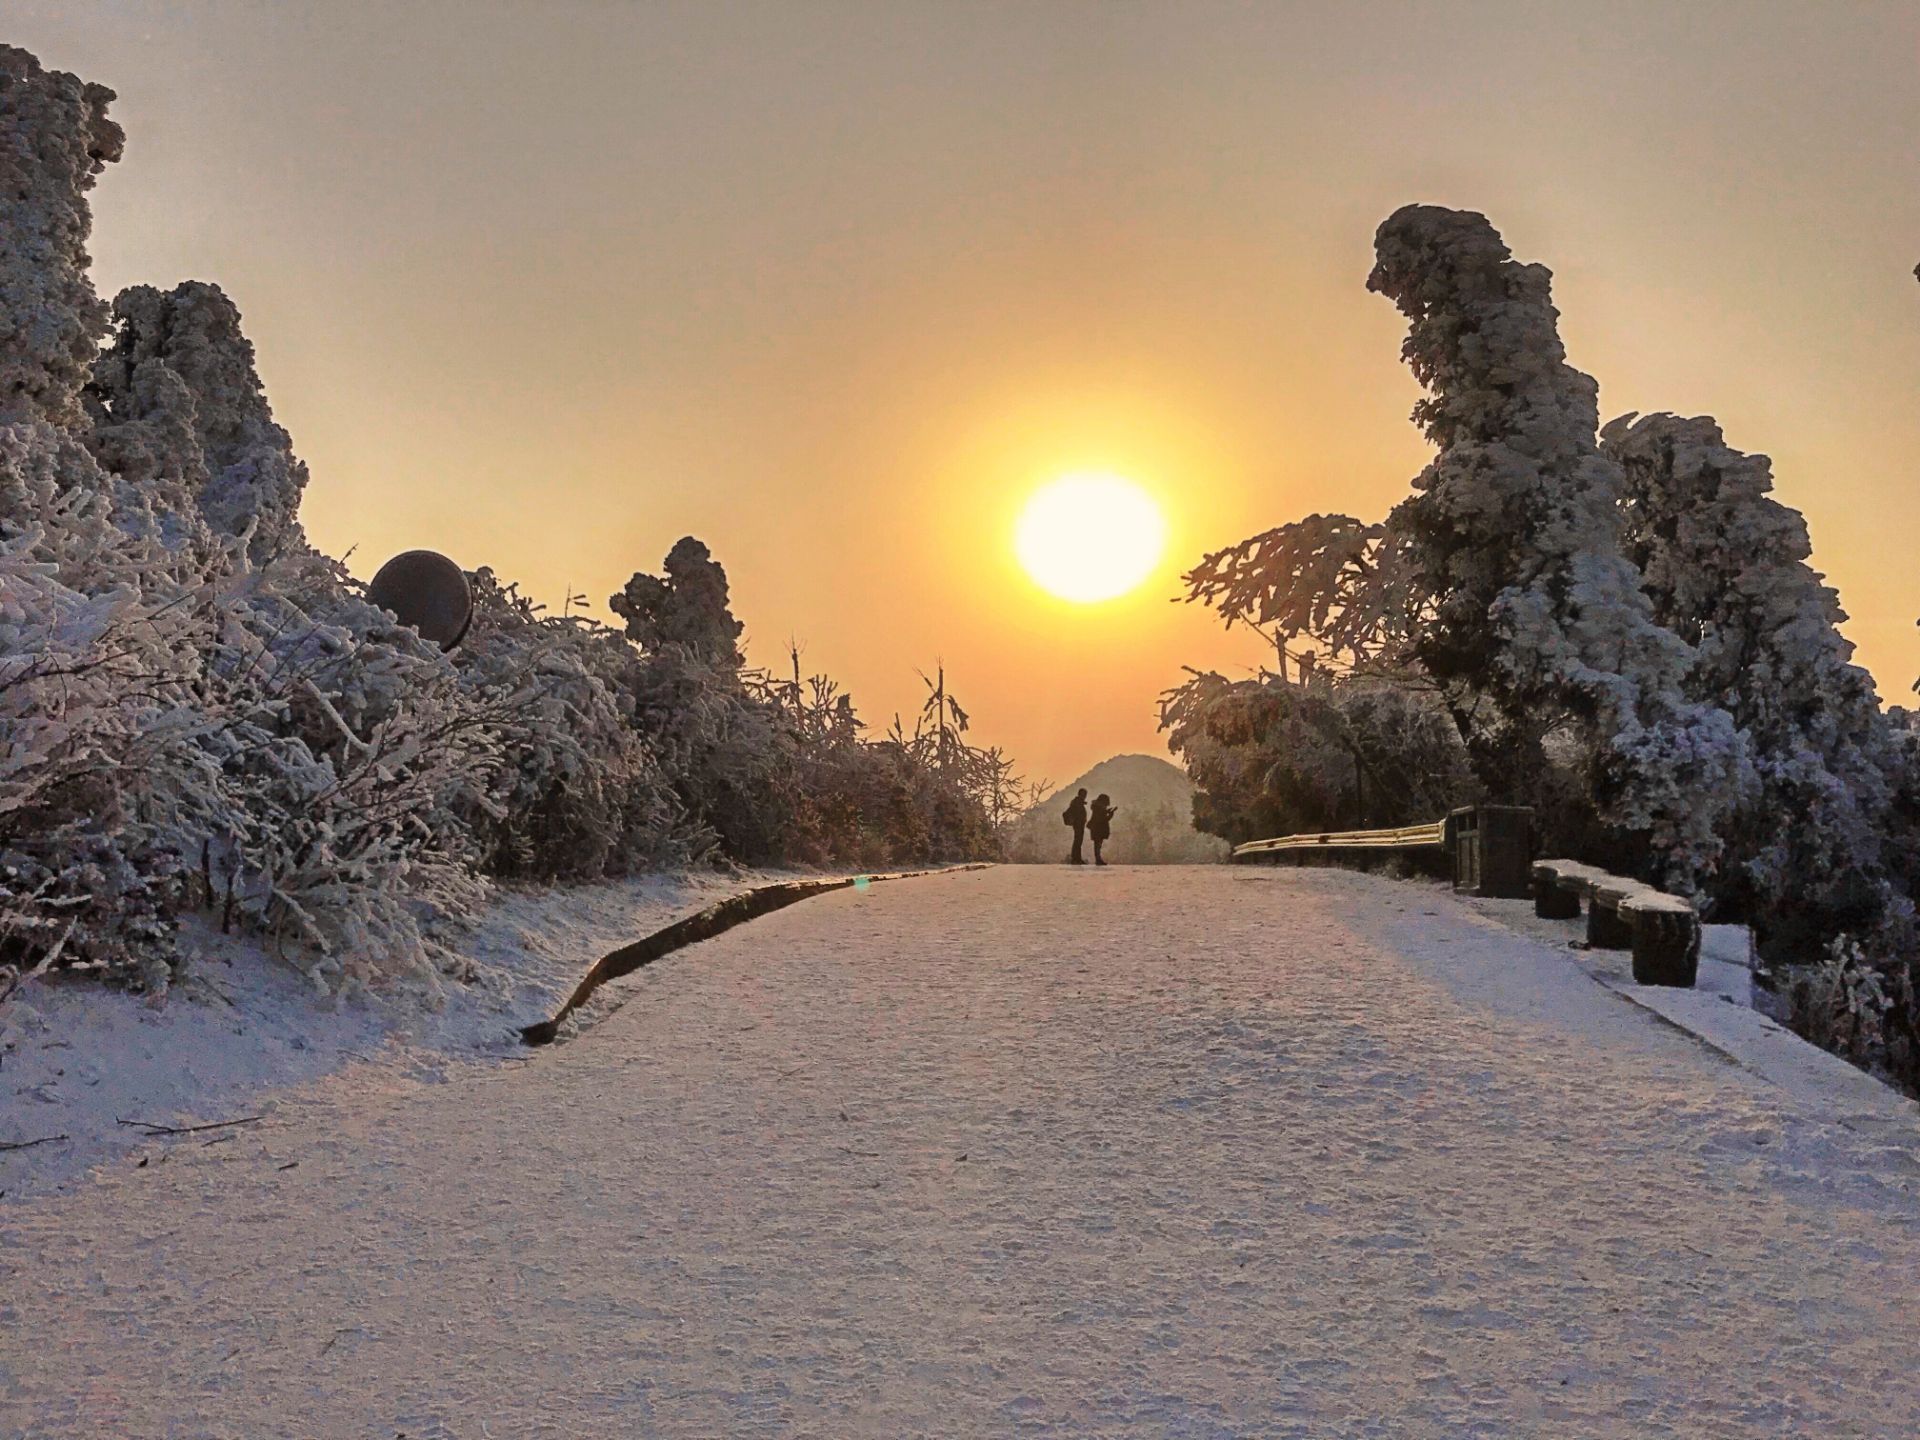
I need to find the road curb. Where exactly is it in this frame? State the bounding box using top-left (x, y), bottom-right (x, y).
top-left (520, 864), bottom-right (992, 1045)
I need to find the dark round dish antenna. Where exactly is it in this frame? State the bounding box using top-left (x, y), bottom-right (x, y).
top-left (367, 549), bottom-right (473, 651)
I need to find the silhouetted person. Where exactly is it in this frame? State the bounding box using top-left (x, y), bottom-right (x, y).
top-left (1063, 787), bottom-right (1089, 864)
top-left (1089, 793), bottom-right (1118, 866)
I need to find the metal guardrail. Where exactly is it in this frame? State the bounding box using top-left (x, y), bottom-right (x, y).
top-left (1232, 819), bottom-right (1447, 859)
top-left (1231, 805), bottom-right (1534, 901)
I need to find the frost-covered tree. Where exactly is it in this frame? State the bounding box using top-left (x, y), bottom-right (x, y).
top-left (88, 281), bottom-right (310, 561)
top-left (1603, 412), bottom-right (1913, 960)
top-left (0, 45), bottom-right (123, 430)
top-left (1161, 669), bottom-right (1478, 844)
top-left (611, 535), bottom-right (745, 668)
top-left (1365, 206), bottom-right (1744, 878)
top-left (1180, 208), bottom-right (1748, 877)
top-left (610, 538), bottom-right (786, 856)
top-left (1182, 514), bottom-right (1421, 673)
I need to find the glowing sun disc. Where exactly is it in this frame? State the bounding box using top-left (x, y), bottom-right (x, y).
top-left (1015, 472), bottom-right (1166, 603)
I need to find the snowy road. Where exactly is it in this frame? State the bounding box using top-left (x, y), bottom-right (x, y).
top-left (6, 865), bottom-right (1920, 1438)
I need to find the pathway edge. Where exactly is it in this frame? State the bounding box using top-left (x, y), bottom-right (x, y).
top-left (519, 863), bottom-right (992, 1045)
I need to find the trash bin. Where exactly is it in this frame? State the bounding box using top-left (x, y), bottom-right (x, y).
top-left (1450, 805), bottom-right (1535, 899)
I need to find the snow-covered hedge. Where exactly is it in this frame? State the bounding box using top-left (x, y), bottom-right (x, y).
top-left (0, 43), bottom-right (1003, 1001)
top-left (455, 568), bottom-right (705, 880)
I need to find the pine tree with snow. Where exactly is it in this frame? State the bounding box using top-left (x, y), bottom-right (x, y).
top-left (611, 535), bottom-right (746, 668)
top-left (1603, 411), bottom-right (1914, 963)
top-left (88, 282), bottom-right (311, 562)
top-left (1366, 205), bottom-right (1745, 881)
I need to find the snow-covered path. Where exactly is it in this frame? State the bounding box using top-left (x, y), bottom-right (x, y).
top-left (6, 866), bottom-right (1920, 1438)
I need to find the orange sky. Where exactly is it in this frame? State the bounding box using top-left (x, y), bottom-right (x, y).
top-left (16, 1), bottom-right (1920, 786)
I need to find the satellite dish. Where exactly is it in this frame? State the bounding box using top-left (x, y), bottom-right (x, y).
top-left (367, 549), bottom-right (473, 651)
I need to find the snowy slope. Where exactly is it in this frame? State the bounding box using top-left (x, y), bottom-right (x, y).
top-left (0, 870), bottom-right (786, 1200)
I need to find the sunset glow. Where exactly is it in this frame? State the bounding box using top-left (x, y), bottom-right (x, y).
top-left (1014, 473), bottom-right (1167, 604)
top-left (14, 3), bottom-right (1916, 788)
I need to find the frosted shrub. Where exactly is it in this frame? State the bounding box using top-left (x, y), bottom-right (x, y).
top-left (455, 569), bottom-right (704, 879)
top-left (1160, 669), bottom-right (1477, 845)
top-left (188, 556), bottom-right (505, 994)
top-left (2, 454), bottom-right (505, 989)
top-left (1785, 937), bottom-right (1895, 1075)
top-left (0, 431), bottom-right (213, 974)
top-left (631, 643), bottom-right (793, 863)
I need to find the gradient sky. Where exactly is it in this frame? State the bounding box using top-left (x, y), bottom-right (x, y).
top-left (14, 1), bottom-right (1920, 787)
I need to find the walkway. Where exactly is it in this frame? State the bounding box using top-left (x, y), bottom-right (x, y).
top-left (5, 866), bottom-right (1918, 1437)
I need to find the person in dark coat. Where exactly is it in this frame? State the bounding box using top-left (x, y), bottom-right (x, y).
top-left (1089, 793), bottom-right (1118, 867)
top-left (1063, 788), bottom-right (1089, 864)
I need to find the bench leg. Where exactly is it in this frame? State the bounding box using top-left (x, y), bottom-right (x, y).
top-left (1535, 883), bottom-right (1580, 920)
top-left (1631, 911), bottom-right (1700, 987)
top-left (1588, 899), bottom-right (1632, 950)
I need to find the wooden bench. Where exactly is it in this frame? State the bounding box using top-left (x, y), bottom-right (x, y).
top-left (1531, 859), bottom-right (1700, 986)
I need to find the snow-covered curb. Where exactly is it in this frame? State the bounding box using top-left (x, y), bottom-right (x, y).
top-left (522, 863), bottom-right (994, 1043)
top-left (1453, 887), bottom-right (1919, 1127)
top-left (0, 869), bottom-right (803, 1200)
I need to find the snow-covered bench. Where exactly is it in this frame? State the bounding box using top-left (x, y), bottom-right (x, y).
top-left (1530, 860), bottom-right (1608, 920)
top-left (1531, 860), bottom-right (1700, 987)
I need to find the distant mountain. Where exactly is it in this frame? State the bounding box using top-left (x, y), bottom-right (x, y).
top-left (1002, 754), bottom-right (1231, 864)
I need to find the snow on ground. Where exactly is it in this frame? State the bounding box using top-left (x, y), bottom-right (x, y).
top-left (5, 864), bottom-right (1920, 1438)
top-left (1452, 884), bottom-right (1918, 1127)
top-left (0, 869), bottom-right (792, 1200)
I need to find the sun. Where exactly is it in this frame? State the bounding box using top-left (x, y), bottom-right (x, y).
top-left (1014, 472), bottom-right (1167, 604)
